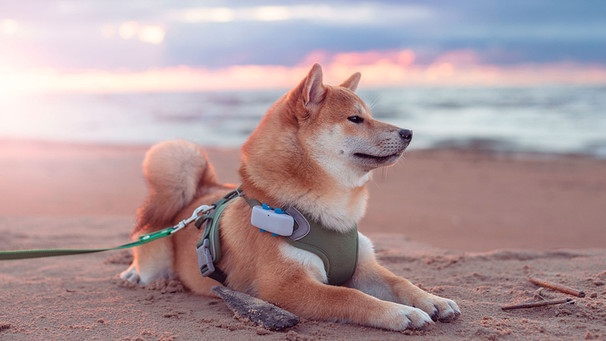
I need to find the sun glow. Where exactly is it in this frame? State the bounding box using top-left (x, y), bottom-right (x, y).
top-left (0, 19), bottom-right (18, 35)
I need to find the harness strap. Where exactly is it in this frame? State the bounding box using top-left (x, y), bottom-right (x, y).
top-left (194, 189), bottom-right (242, 284)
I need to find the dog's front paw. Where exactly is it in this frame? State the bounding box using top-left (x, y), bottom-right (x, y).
top-left (413, 293), bottom-right (461, 323)
top-left (377, 303), bottom-right (434, 331)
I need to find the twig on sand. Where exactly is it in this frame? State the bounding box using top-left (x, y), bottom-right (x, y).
top-left (212, 286), bottom-right (299, 331)
top-left (529, 277), bottom-right (586, 298)
top-left (501, 298), bottom-right (574, 311)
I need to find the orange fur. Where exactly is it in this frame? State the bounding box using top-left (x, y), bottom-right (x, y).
top-left (120, 64), bottom-right (460, 331)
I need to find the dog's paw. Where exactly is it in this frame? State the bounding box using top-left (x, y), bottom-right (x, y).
top-left (412, 294), bottom-right (461, 323)
top-left (119, 263), bottom-right (176, 286)
top-left (376, 303), bottom-right (434, 331)
top-left (119, 264), bottom-right (141, 284)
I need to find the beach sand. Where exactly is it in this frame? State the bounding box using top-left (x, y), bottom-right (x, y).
top-left (1, 139), bottom-right (605, 340)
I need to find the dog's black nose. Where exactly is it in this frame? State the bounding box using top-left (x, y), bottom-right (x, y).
top-left (399, 129), bottom-right (413, 142)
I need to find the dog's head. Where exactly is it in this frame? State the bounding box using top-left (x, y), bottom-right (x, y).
top-left (241, 63), bottom-right (412, 195)
top-left (296, 64), bottom-right (412, 179)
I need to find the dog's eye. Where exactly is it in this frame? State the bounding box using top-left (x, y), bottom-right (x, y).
top-left (347, 115), bottom-right (364, 124)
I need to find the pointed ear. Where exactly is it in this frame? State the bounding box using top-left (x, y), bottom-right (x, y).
top-left (302, 63), bottom-right (326, 107)
top-left (339, 72), bottom-right (361, 91)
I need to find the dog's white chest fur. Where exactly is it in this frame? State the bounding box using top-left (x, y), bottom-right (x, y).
top-left (279, 243), bottom-right (328, 283)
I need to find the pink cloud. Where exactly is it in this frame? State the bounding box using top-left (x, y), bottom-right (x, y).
top-left (302, 49), bottom-right (415, 68)
top-left (433, 49), bottom-right (481, 66)
top-left (2, 49), bottom-right (606, 95)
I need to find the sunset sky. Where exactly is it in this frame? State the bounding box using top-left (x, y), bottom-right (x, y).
top-left (1, 1), bottom-right (606, 93)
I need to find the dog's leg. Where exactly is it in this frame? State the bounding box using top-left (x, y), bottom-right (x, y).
top-left (349, 234), bottom-right (461, 322)
top-left (120, 236), bottom-right (175, 285)
top-left (257, 269), bottom-right (434, 331)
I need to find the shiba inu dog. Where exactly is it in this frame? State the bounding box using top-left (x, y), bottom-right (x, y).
top-left (120, 64), bottom-right (460, 331)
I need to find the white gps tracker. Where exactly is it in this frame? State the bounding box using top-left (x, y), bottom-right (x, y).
top-left (250, 205), bottom-right (295, 236)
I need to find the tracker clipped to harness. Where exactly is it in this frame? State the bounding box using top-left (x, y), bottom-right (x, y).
top-left (250, 204), bottom-right (295, 237)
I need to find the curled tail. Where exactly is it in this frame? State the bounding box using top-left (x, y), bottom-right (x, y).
top-left (136, 140), bottom-right (218, 232)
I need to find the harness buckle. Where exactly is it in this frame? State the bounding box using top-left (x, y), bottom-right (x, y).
top-left (196, 238), bottom-right (216, 277)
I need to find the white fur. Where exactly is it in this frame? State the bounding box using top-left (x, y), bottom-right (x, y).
top-left (290, 190), bottom-right (367, 233)
top-left (298, 126), bottom-right (370, 232)
top-left (356, 232), bottom-right (376, 263)
top-left (119, 264), bottom-right (140, 283)
top-left (376, 302), bottom-right (434, 331)
top-left (349, 233), bottom-right (397, 301)
top-left (310, 126), bottom-right (371, 189)
top-left (279, 242), bottom-right (328, 283)
top-left (120, 238), bottom-right (174, 285)
top-left (120, 259), bottom-right (173, 285)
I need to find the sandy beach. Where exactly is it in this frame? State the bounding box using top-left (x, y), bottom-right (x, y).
top-left (1, 139), bottom-right (605, 340)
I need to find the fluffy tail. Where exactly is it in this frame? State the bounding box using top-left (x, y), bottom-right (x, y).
top-left (135, 140), bottom-right (218, 233)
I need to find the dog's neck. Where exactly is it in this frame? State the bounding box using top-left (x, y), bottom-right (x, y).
top-left (238, 173), bottom-right (368, 233)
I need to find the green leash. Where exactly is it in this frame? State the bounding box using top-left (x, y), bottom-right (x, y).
top-left (0, 204), bottom-right (214, 261)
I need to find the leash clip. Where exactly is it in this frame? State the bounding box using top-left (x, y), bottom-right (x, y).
top-left (171, 204), bottom-right (215, 234)
top-left (196, 238), bottom-right (215, 277)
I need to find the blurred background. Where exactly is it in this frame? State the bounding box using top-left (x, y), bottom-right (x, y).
top-left (1, 0), bottom-right (605, 156)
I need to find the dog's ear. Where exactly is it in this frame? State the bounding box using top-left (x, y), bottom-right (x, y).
top-left (302, 63), bottom-right (326, 107)
top-left (339, 72), bottom-right (361, 92)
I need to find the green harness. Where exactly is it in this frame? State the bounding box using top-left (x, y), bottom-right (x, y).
top-left (285, 219), bottom-right (358, 286)
top-left (197, 189), bottom-right (359, 286)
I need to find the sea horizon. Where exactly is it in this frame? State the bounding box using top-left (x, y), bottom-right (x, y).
top-left (1, 85), bottom-right (605, 159)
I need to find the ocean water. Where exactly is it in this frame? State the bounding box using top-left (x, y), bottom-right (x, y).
top-left (1, 86), bottom-right (605, 158)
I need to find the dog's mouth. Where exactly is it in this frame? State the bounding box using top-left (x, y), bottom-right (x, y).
top-left (353, 152), bottom-right (402, 164)
top-left (347, 136), bottom-right (410, 170)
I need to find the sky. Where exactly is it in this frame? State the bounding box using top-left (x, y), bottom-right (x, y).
top-left (1, 0), bottom-right (606, 93)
